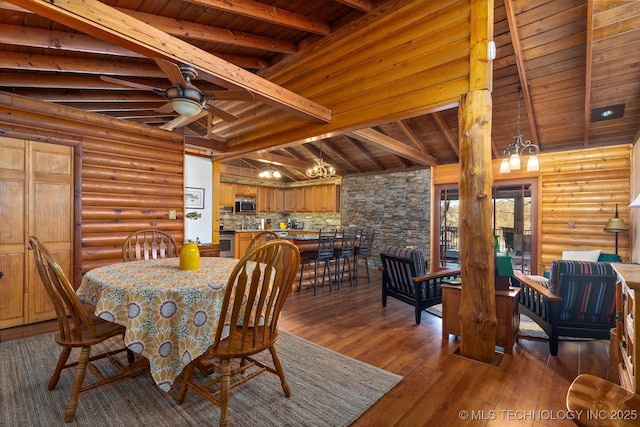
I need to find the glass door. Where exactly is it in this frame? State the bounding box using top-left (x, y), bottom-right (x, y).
top-left (435, 179), bottom-right (537, 274)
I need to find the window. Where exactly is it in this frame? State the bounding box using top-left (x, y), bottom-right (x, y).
top-left (435, 179), bottom-right (538, 274)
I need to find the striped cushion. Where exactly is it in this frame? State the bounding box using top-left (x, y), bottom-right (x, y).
top-left (384, 246), bottom-right (427, 277)
top-left (548, 260), bottom-right (617, 324)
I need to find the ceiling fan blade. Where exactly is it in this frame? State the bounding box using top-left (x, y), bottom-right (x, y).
top-left (100, 75), bottom-right (159, 92)
top-left (155, 102), bottom-right (175, 114)
top-left (154, 58), bottom-right (187, 87)
top-left (160, 110), bottom-right (207, 131)
top-left (205, 101), bottom-right (239, 122)
top-left (203, 90), bottom-right (255, 101)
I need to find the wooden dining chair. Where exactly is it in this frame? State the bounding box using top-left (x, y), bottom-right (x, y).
top-left (245, 230), bottom-right (279, 254)
top-left (29, 236), bottom-right (147, 422)
top-left (176, 240), bottom-right (301, 427)
top-left (122, 229), bottom-right (178, 262)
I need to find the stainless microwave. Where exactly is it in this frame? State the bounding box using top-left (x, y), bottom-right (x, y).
top-left (235, 201), bottom-right (256, 213)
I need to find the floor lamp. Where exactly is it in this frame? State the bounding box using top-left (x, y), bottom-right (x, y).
top-left (603, 204), bottom-right (628, 255)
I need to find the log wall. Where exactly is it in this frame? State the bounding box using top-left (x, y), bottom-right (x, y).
top-left (433, 144), bottom-right (632, 271)
top-left (0, 92), bottom-right (184, 284)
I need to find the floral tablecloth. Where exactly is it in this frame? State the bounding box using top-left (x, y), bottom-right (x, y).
top-left (77, 257), bottom-right (242, 391)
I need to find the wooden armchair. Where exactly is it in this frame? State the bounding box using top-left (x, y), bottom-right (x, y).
top-left (380, 246), bottom-right (461, 324)
top-left (514, 259), bottom-right (618, 356)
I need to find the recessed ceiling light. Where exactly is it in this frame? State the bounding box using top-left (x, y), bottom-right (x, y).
top-left (590, 104), bottom-right (625, 122)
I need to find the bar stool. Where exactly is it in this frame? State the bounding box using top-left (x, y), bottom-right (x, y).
top-left (354, 228), bottom-right (375, 284)
top-left (334, 228), bottom-right (357, 287)
top-left (298, 229), bottom-right (337, 296)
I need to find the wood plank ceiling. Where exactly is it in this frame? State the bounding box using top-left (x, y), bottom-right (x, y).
top-left (0, 0), bottom-right (638, 182)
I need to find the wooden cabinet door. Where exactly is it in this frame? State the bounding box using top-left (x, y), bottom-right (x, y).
top-left (284, 188), bottom-right (296, 212)
top-left (219, 183), bottom-right (235, 206)
top-left (314, 184), bottom-right (341, 212)
top-left (295, 187), bottom-right (314, 212)
top-left (235, 232), bottom-right (256, 258)
top-left (236, 184), bottom-right (257, 196)
top-left (274, 188), bottom-right (284, 212)
top-left (0, 138), bottom-right (27, 328)
top-left (257, 186), bottom-right (269, 212)
top-left (257, 186), bottom-right (280, 213)
top-left (0, 138), bottom-right (73, 328)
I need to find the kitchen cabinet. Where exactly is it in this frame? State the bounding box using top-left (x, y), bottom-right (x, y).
top-left (257, 186), bottom-right (283, 213)
top-left (295, 186), bottom-right (314, 212)
top-left (283, 188), bottom-right (296, 212)
top-left (611, 263), bottom-right (640, 393)
top-left (235, 184), bottom-right (257, 196)
top-left (235, 231), bottom-right (258, 259)
top-left (283, 184), bottom-right (340, 213)
top-left (314, 184), bottom-right (341, 212)
top-left (219, 182), bottom-right (235, 206)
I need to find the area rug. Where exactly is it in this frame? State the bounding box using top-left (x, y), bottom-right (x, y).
top-left (0, 331), bottom-right (401, 427)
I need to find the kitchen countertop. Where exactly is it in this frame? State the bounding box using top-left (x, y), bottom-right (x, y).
top-left (231, 229), bottom-right (309, 233)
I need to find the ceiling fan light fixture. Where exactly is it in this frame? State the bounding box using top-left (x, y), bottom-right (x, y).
top-left (171, 98), bottom-right (202, 116)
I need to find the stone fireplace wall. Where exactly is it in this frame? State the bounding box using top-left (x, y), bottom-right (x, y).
top-left (341, 169), bottom-right (431, 269)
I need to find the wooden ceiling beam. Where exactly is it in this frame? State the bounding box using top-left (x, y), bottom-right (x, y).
top-left (334, 0), bottom-right (372, 13)
top-left (0, 0), bottom-right (30, 12)
top-left (58, 102), bottom-right (165, 112)
top-left (396, 120), bottom-right (430, 154)
top-left (7, 0), bottom-right (331, 124)
top-left (119, 9), bottom-right (297, 54)
top-left (504, 0), bottom-right (540, 149)
top-left (0, 23), bottom-right (143, 58)
top-left (432, 112), bottom-right (459, 158)
top-left (184, 135), bottom-right (227, 152)
top-left (323, 138), bottom-right (365, 173)
top-left (345, 135), bottom-right (387, 171)
top-left (10, 89), bottom-right (164, 102)
top-left (348, 128), bottom-right (437, 166)
top-left (244, 152), bottom-right (310, 170)
top-left (302, 143), bottom-right (338, 167)
top-left (0, 73), bottom-right (161, 90)
top-left (0, 0), bottom-right (296, 56)
top-left (184, 0), bottom-right (332, 35)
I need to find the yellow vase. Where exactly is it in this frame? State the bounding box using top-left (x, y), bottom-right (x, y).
top-left (180, 241), bottom-right (200, 270)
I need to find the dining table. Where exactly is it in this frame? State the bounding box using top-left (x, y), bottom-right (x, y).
top-left (76, 256), bottom-right (247, 391)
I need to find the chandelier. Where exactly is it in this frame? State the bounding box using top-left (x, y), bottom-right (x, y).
top-left (305, 143), bottom-right (336, 179)
top-left (258, 168), bottom-right (281, 179)
top-left (499, 86), bottom-right (540, 173)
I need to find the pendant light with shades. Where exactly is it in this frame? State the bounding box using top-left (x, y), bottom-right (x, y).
top-left (499, 86), bottom-right (540, 174)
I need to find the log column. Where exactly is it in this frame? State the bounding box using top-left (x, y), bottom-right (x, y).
top-left (456, 0), bottom-right (496, 363)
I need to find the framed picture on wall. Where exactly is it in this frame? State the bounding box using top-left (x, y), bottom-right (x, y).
top-left (185, 187), bottom-right (205, 209)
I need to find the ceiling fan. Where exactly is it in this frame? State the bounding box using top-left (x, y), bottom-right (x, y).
top-left (100, 58), bottom-right (254, 130)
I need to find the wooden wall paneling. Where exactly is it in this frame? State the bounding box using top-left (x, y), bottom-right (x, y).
top-left (223, 0), bottom-right (471, 151)
top-left (432, 144), bottom-right (632, 270)
top-left (1, 92), bottom-right (185, 277)
top-left (80, 134), bottom-right (184, 272)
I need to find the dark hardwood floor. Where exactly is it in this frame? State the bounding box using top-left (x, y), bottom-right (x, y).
top-left (1, 268), bottom-right (611, 426)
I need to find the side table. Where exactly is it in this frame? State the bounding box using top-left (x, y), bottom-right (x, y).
top-left (441, 284), bottom-right (520, 354)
